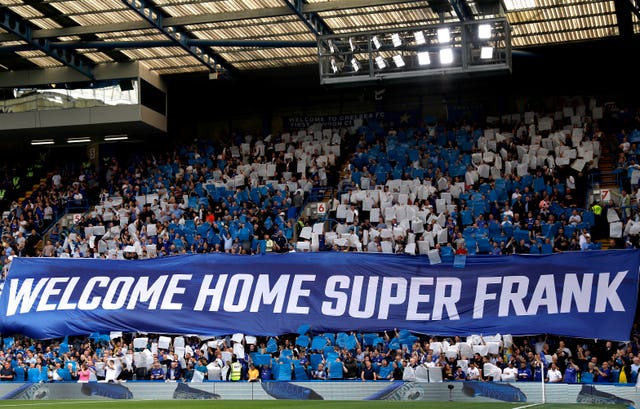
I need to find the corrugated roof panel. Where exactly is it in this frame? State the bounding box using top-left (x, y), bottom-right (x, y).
top-left (506, 0), bottom-right (619, 45)
top-left (56, 36), bottom-right (83, 42)
top-left (29, 18), bottom-right (64, 30)
top-left (149, 64), bottom-right (209, 75)
top-left (188, 15), bottom-right (300, 29)
top-left (186, 15), bottom-right (311, 38)
top-left (100, 34), bottom-right (168, 42)
top-left (15, 50), bottom-right (64, 68)
top-left (187, 18), bottom-right (315, 41)
top-left (96, 29), bottom-right (163, 40)
top-left (76, 50), bottom-right (115, 63)
top-left (320, 4), bottom-right (442, 34)
top-left (2, 40), bottom-right (27, 46)
top-left (8, 5), bottom-right (44, 19)
top-left (138, 54), bottom-right (201, 68)
top-left (508, 0), bottom-right (616, 23)
top-left (512, 26), bottom-right (616, 46)
top-left (121, 47), bottom-right (191, 60)
top-left (71, 10), bottom-right (143, 25)
top-left (25, 57), bottom-right (65, 68)
top-left (218, 47), bottom-right (317, 69)
top-left (50, 0), bottom-right (129, 15)
top-left (155, 0), bottom-right (283, 15)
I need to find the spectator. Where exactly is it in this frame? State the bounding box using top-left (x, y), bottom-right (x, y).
top-left (546, 363), bottom-right (563, 383)
top-left (0, 361), bottom-right (14, 381)
top-left (361, 360), bottom-right (377, 382)
top-left (166, 360), bottom-right (182, 382)
top-left (77, 363), bottom-right (92, 383)
top-left (563, 359), bottom-right (580, 383)
top-left (229, 356), bottom-right (243, 381)
top-left (517, 362), bottom-right (532, 381)
top-left (454, 366), bottom-right (466, 380)
top-left (502, 362), bottom-right (518, 381)
top-left (149, 361), bottom-right (165, 381)
top-left (312, 363), bottom-right (327, 380)
top-left (595, 362), bottom-right (612, 383)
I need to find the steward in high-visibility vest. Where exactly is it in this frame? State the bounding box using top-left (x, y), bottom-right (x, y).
top-left (229, 356), bottom-right (243, 381)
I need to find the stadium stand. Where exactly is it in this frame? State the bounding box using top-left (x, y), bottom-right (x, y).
top-left (0, 100), bottom-right (639, 386)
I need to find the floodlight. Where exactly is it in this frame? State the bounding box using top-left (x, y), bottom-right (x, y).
top-left (391, 33), bottom-right (402, 47)
top-left (349, 38), bottom-right (355, 51)
top-left (30, 139), bottom-right (54, 146)
top-left (331, 58), bottom-right (339, 73)
top-left (480, 46), bottom-right (493, 59)
top-left (375, 56), bottom-right (386, 69)
top-left (437, 27), bottom-right (450, 43)
top-left (104, 134), bottom-right (129, 141)
top-left (414, 31), bottom-right (426, 45)
top-left (351, 58), bottom-right (360, 71)
top-left (478, 24), bottom-right (492, 40)
top-left (328, 39), bottom-right (335, 53)
top-left (392, 55), bottom-right (405, 68)
top-left (440, 48), bottom-right (454, 64)
top-left (67, 137), bottom-right (91, 144)
top-left (417, 51), bottom-right (431, 65)
top-left (372, 36), bottom-right (382, 50)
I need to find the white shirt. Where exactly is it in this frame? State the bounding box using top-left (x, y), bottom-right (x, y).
top-left (547, 368), bottom-right (562, 383)
top-left (466, 366), bottom-right (480, 379)
top-left (502, 366), bottom-right (518, 381)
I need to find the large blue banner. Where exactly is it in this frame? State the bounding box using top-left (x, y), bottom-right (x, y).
top-left (0, 251), bottom-right (638, 340)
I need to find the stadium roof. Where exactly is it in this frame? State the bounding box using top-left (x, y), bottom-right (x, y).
top-left (0, 0), bottom-right (639, 78)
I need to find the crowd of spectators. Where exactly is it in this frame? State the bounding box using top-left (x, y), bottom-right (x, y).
top-left (1, 327), bottom-right (640, 385)
top-left (0, 99), bottom-right (640, 386)
top-left (2, 101), bottom-right (640, 267)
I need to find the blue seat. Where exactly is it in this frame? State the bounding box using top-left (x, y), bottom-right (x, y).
top-left (564, 225), bottom-right (576, 239)
top-left (465, 239), bottom-right (477, 255)
top-left (14, 368), bottom-right (25, 382)
top-left (513, 229), bottom-right (530, 243)
top-left (27, 368), bottom-right (40, 382)
top-left (58, 368), bottom-right (72, 381)
top-left (461, 210), bottom-right (473, 226)
top-left (322, 333), bottom-right (335, 344)
top-left (296, 335), bottom-right (310, 348)
top-left (294, 362), bottom-right (309, 380)
top-left (40, 367), bottom-right (48, 382)
top-left (582, 211), bottom-right (595, 228)
top-left (477, 237), bottom-right (491, 253)
top-left (276, 364), bottom-right (292, 381)
top-left (441, 246), bottom-right (454, 263)
top-left (328, 361), bottom-right (343, 379)
top-left (310, 354), bottom-right (324, 370)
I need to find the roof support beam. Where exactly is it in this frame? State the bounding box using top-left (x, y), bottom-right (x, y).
top-left (449, 0), bottom-right (474, 21)
top-left (120, 0), bottom-right (232, 73)
top-left (627, 0), bottom-right (640, 19)
top-left (282, 0), bottom-right (333, 36)
top-left (0, 40), bottom-right (318, 54)
top-left (0, 6), bottom-right (94, 79)
top-left (614, 0), bottom-right (635, 38)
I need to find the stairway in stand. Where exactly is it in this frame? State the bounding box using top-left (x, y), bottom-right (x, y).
top-left (595, 138), bottom-right (618, 249)
top-left (598, 140), bottom-right (618, 189)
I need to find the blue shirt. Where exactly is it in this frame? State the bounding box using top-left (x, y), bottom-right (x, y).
top-left (564, 366), bottom-right (578, 383)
